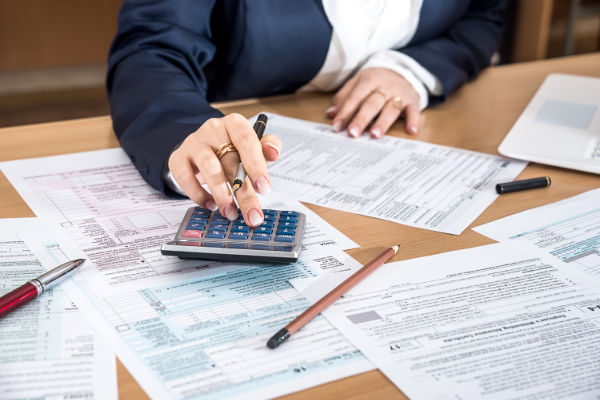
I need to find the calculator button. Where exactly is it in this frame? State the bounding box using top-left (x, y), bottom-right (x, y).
top-left (206, 230), bottom-right (226, 239)
top-left (182, 230), bottom-right (203, 238)
top-left (192, 207), bottom-right (211, 215)
top-left (253, 226), bottom-right (273, 234)
top-left (262, 209), bottom-right (277, 216)
top-left (277, 221), bottom-right (297, 229)
top-left (231, 225), bottom-right (250, 233)
top-left (228, 231), bottom-right (249, 240)
top-left (276, 227), bottom-right (295, 236)
top-left (263, 214), bottom-right (276, 221)
top-left (186, 222), bottom-right (206, 230)
top-left (280, 211), bottom-right (299, 217)
top-left (275, 235), bottom-right (294, 243)
top-left (259, 220), bottom-right (275, 228)
top-left (211, 216), bottom-right (230, 223)
top-left (252, 233), bottom-right (271, 241)
top-left (278, 215), bottom-right (298, 222)
top-left (209, 223), bottom-right (229, 232)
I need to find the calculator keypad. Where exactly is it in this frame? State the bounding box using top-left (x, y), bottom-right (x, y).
top-left (180, 207), bottom-right (300, 247)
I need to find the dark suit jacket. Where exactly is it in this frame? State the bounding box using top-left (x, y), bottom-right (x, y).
top-left (107, 0), bottom-right (506, 193)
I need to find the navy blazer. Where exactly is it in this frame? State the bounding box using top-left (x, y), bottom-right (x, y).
top-left (107, 0), bottom-right (506, 193)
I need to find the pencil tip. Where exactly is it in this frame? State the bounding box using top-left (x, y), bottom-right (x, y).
top-left (392, 245), bottom-right (400, 253)
top-left (74, 259), bottom-right (86, 267)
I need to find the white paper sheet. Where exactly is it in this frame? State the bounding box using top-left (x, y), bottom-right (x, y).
top-left (1, 149), bottom-right (373, 399)
top-left (0, 218), bottom-right (117, 400)
top-left (260, 113), bottom-right (527, 234)
top-left (292, 243), bottom-right (600, 399)
top-left (474, 188), bottom-right (600, 280)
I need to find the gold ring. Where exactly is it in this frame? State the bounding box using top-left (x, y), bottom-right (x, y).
top-left (214, 142), bottom-right (237, 160)
top-left (371, 88), bottom-right (387, 100)
top-left (388, 96), bottom-right (403, 109)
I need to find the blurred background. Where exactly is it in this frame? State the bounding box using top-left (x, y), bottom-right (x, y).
top-left (0, 0), bottom-right (598, 128)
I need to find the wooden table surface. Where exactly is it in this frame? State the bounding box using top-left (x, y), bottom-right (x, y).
top-left (1, 53), bottom-right (599, 399)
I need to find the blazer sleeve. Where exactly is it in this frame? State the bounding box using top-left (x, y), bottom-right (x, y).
top-left (106, 0), bottom-right (222, 194)
top-left (399, 0), bottom-right (506, 106)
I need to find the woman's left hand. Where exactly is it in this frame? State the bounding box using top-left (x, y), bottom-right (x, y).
top-left (326, 67), bottom-right (421, 139)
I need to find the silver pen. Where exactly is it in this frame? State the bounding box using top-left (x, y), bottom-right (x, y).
top-left (0, 259), bottom-right (85, 318)
top-left (231, 114), bottom-right (268, 193)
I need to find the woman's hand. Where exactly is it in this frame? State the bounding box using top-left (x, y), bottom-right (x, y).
top-left (168, 113), bottom-right (282, 227)
top-left (326, 67), bottom-right (421, 138)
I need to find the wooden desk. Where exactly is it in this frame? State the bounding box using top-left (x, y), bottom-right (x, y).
top-left (1, 53), bottom-right (599, 399)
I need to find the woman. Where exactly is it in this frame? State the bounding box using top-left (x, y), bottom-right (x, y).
top-left (107, 0), bottom-right (506, 227)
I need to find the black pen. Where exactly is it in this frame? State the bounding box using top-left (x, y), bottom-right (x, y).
top-left (231, 114), bottom-right (268, 193)
top-left (496, 176), bottom-right (551, 194)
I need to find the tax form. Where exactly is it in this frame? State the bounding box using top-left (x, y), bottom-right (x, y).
top-left (293, 243), bottom-right (600, 399)
top-left (1, 149), bottom-right (373, 399)
top-left (0, 218), bottom-right (117, 400)
top-left (262, 113), bottom-right (527, 234)
top-left (474, 188), bottom-right (600, 280)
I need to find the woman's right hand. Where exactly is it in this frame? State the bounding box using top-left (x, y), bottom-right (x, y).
top-left (168, 113), bottom-right (282, 227)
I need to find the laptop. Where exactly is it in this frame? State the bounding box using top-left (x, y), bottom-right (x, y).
top-left (498, 74), bottom-right (600, 174)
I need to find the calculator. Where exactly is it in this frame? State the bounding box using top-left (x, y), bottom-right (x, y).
top-left (161, 207), bottom-right (306, 263)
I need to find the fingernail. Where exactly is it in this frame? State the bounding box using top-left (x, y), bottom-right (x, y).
top-left (264, 143), bottom-right (280, 157)
top-left (224, 204), bottom-right (238, 221)
top-left (205, 199), bottom-right (218, 211)
top-left (332, 121), bottom-right (343, 132)
top-left (325, 105), bottom-right (337, 116)
top-left (370, 127), bottom-right (381, 138)
top-left (248, 208), bottom-right (263, 226)
top-left (348, 126), bottom-right (359, 137)
top-left (255, 175), bottom-right (271, 195)
top-left (408, 125), bottom-right (418, 135)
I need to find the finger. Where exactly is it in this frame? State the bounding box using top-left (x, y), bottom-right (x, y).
top-left (369, 99), bottom-right (403, 139)
top-left (234, 176), bottom-right (264, 227)
top-left (225, 113), bottom-right (271, 195)
top-left (190, 143), bottom-right (238, 221)
top-left (328, 74), bottom-right (360, 119)
top-left (404, 104), bottom-right (420, 135)
top-left (346, 91), bottom-right (387, 138)
top-left (168, 151), bottom-right (216, 209)
top-left (332, 78), bottom-right (378, 132)
top-left (260, 134), bottom-right (282, 162)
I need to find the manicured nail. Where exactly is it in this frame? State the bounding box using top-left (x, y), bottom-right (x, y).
top-left (370, 127), bottom-right (382, 138)
top-left (408, 125), bottom-right (418, 135)
top-left (255, 175), bottom-right (271, 195)
top-left (264, 143), bottom-right (280, 157)
top-left (348, 126), bottom-right (359, 137)
top-left (325, 105), bottom-right (337, 116)
top-left (332, 120), bottom-right (343, 132)
top-left (248, 208), bottom-right (263, 226)
top-left (205, 199), bottom-right (218, 211)
top-left (224, 204), bottom-right (238, 221)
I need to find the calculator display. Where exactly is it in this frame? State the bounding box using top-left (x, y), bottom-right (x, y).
top-left (161, 207), bottom-right (305, 263)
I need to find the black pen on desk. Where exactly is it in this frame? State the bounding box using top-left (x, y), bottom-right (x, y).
top-left (231, 114), bottom-right (268, 193)
top-left (496, 176), bottom-right (551, 194)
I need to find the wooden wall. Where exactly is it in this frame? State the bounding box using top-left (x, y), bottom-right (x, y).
top-left (0, 0), bottom-right (122, 71)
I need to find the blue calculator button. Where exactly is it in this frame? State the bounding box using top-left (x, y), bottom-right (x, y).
top-left (252, 233), bottom-right (271, 241)
top-left (209, 223), bottom-right (229, 231)
top-left (206, 230), bottom-right (226, 239)
top-left (189, 215), bottom-right (208, 221)
top-left (233, 221), bottom-right (247, 227)
top-left (211, 216), bottom-right (229, 223)
top-left (228, 231), bottom-right (249, 240)
top-left (277, 221), bottom-right (297, 229)
top-left (259, 220), bottom-right (274, 228)
top-left (251, 243), bottom-right (271, 250)
top-left (279, 215), bottom-right (298, 222)
top-left (253, 226), bottom-right (273, 234)
top-left (275, 235), bottom-right (294, 243)
top-left (186, 222), bottom-right (206, 230)
top-left (231, 225), bottom-right (250, 233)
top-left (262, 209), bottom-right (277, 216)
top-left (280, 211), bottom-right (299, 217)
top-left (193, 207), bottom-right (211, 215)
top-left (263, 214), bottom-right (276, 221)
top-left (276, 228), bottom-right (296, 236)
